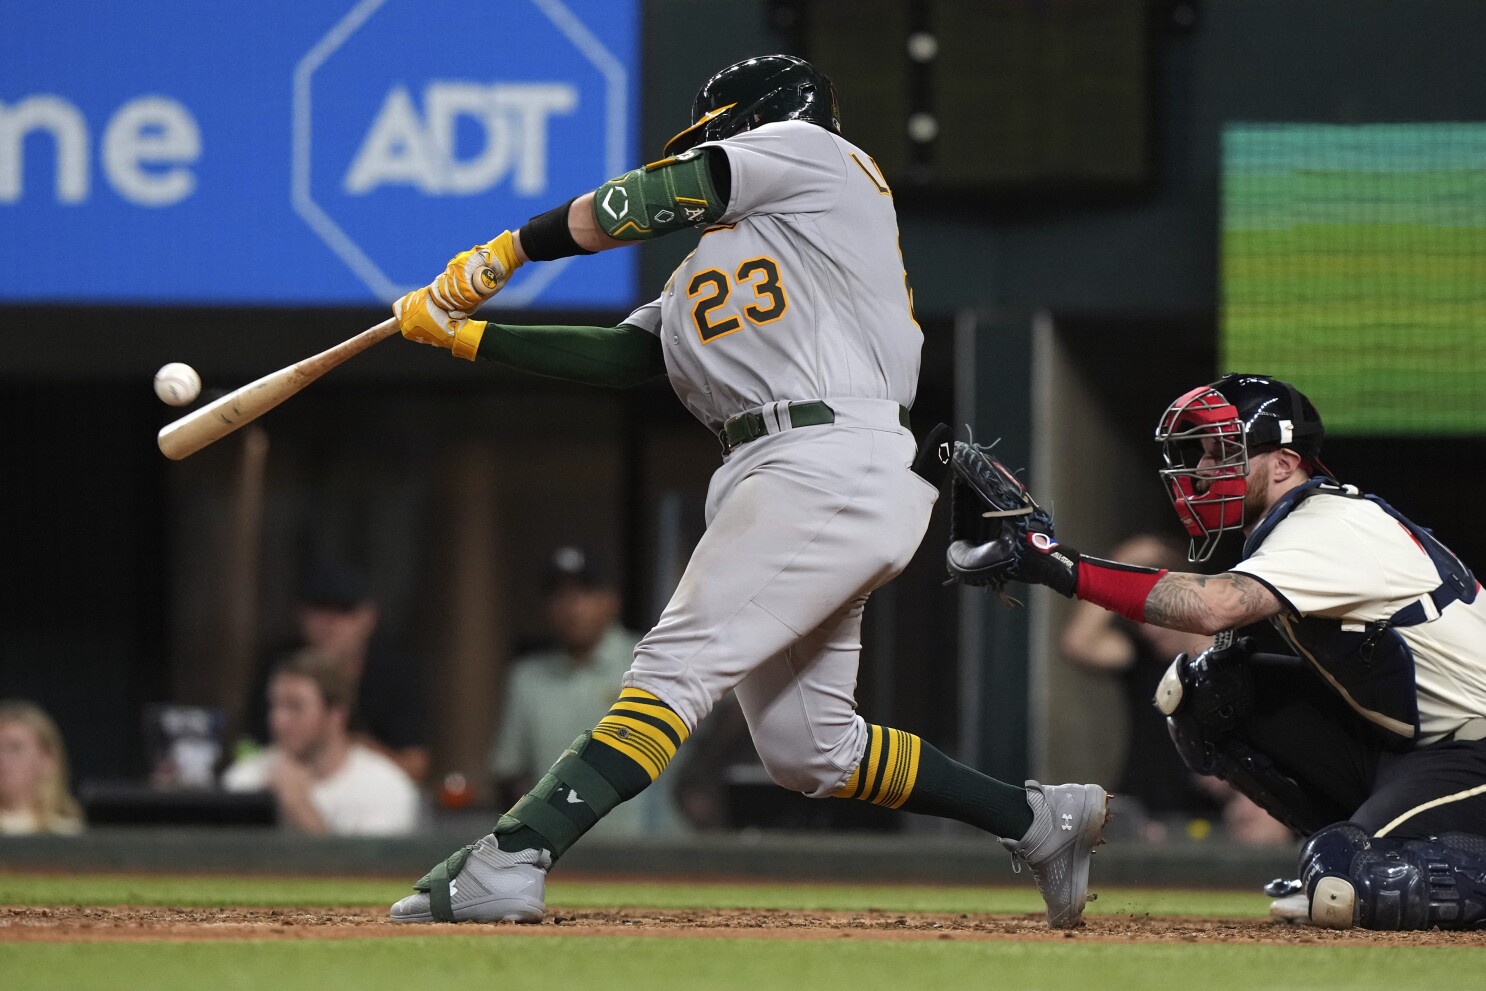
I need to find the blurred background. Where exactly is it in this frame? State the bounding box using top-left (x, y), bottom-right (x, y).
top-left (3, 0), bottom-right (1484, 868)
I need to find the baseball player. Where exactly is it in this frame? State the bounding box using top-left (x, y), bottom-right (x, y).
top-left (385, 55), bottom-right (1109, 928)
top-left (972, 373), bottom-right (1486, 930)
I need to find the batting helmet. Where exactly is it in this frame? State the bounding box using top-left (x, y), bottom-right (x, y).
top-left (1154, 373), bottom-right (1329, 562)
top-left (663, 55), bottom-right (841, 157)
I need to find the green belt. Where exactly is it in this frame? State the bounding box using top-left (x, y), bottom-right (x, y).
top-left (721, 401), bottom-right (911, 453)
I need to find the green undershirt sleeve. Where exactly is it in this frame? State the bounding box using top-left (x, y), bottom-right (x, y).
top-left (475, 322), bottom-right (666, 389)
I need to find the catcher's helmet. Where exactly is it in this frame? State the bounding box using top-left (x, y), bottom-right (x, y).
top-left (663, 54), bottom-right (840, 157)
top-left (1154, 373), bottom-right (1329, 562)
top-left (1212, 374), bottom-right (1328, 470)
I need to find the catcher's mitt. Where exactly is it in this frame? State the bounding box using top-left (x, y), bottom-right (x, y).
top-left (944, 441), bottom-right (1055, 589)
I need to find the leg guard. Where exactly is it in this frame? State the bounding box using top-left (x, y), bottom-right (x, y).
top-left (1194, 734), bottom-right (1328, 835)
top-left (1153, 637), bottom-right (1256, 732)
top-left (496, 732), bottom-right (630, 859)
top-left (1156, 640), bottom-right (1256, 777)
top-left (1299, 822), bottom-right (1371, 928)
top-left (1158, 646), bottom-right (1326, 834)
top-left (1299, 823), bottom-right (1486, 930)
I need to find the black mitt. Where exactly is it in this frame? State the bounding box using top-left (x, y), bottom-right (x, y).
top-left (944, 441), bottom-right (1055, 589)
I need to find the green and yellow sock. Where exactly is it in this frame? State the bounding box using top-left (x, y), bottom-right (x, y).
top-left (835, 723), bottom-right (1033, 839)
top-left (495, 688), bottom-right (689, 858)
top-left (833, 724), bottom-right (923, 808)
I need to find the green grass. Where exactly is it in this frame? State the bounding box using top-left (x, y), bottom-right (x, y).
top-left (5, 872), bottom-right (1484, 991)
top-left (2, 935), bottom-right (1481, 991)
top-left (0, 873), bottom-right (402, 909)
top-left (0, 871), bottom-right (1268, 918)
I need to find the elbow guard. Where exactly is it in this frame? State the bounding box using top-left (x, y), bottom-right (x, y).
top-left (593, 147), bottom-right (727, 241)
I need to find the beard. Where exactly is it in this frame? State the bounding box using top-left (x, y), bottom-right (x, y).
top-left (1243, 456), bottom-right (1272, 522)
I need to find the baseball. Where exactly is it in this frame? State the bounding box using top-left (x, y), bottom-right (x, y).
top-left (154, 362), bottom-right (201, 406)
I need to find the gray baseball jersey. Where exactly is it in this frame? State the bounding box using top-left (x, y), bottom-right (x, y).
top-left (622, 120), bottom-right (922, 432)
top-left (618, 120), bottom-right (935, 797)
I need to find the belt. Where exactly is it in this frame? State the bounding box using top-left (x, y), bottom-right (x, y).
top-left (720, 400), bottom-right (911, 453)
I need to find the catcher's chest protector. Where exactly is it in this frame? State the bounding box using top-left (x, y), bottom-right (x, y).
top-left (1244, 479), bottom-right (1478, 746)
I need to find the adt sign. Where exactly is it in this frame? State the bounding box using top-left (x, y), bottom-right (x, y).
top-left (343, 83), bottom-right (579, 198)
top-left (297, 0), bottom-right (633, 307)
top-left (0, 0), bottom-right (637, 308)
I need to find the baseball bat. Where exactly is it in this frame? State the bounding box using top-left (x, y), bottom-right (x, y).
top-left (157, 316), bottom-right (400, 460)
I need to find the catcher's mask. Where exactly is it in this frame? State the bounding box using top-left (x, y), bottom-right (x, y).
top-left (663, 54), bottom-right (840, 157)
top-left (1154, 373), bottom-right (1329, 562)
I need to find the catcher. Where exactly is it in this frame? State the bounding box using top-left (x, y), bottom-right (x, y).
top-left (387, 55), bottom-right (1109, 929)
top-left (948, 373), bottom-right (1486, 931)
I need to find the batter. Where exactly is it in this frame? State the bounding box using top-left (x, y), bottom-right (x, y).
top-left (386, 55), bottom-right (1108, 929)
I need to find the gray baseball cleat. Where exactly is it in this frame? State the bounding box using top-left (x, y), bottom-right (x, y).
top-left (390, 834), bottom-right (550, 923)
top-left (1000, 780), bottom-right (1110, 928)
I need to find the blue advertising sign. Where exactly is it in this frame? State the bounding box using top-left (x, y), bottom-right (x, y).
top-left (0, 0), bottom-right (638, 308)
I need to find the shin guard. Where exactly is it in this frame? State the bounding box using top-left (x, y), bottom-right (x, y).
top-left (1300, 823), bottom-right (1486, 930)
top-left (1159, 644), bottom-right (1323, 835)
top-left (496, 688), bottom-right (689, 860)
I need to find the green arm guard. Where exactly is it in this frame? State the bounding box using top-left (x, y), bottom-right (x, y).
top-left (592, 147), bottom-right (727, 241)
top-left (476, 322), bottom-right (665, 389)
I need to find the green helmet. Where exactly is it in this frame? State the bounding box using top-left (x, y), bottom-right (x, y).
top-left (663, 55), bottom-right (840, 157)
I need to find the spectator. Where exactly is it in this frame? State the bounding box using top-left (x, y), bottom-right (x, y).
top-left (668, 694), bottom-right (754, 831)
top-left (486, 547), bottom-right (684, 838)
top-left (0, 700), bottom-right (83, 835)
top-left (1060, 534), bottom-right (1221, 837)
top-left (224, 649), bottom-right (420, 835)
top-left (1192, 774), bottom-right (1296, 846)
top-left (248, 562), bottom-right (431, 782)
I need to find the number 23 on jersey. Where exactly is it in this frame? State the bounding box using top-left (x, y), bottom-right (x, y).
top-left (688, 257), bottom-right (789, 343)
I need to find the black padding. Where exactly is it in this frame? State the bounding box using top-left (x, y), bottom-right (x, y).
top-left (1164, 642), bottom-right (1325, 834)
top-left (1179, 637), bottom-right (1257, 733)
top-left (1299, 821), bottom-right (1369, 896)
top-left (912, 423), bottom-right (951, 486)
top-left (706, 147), bottom-right (732, 205)
top-left (1352, 847), bottom-right (1430, 929)
top-left (1206, 734), bottom-right (1321, 834)
top-left (519, 197), bottom-right (594, 261)
top-left (1298, 823), bottom-right (1486, 930)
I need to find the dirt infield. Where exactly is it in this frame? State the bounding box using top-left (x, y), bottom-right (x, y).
top-left (3, 904), bottom-right (1481, 946)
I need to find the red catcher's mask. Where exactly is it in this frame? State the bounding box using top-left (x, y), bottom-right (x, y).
top-left (1155, 385), bottom-right (1249, 563)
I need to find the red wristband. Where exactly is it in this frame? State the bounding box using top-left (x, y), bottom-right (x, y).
top-left (1074, 559), bottom-right (1167, 624)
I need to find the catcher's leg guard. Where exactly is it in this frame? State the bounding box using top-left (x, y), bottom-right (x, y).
top-left (1158, 646), bottom-right (1326, 835)
top-left (1153, 637), bottom-right (1256, 735)
top-left (1299, 822), bottom-right (1371, 928)
top-left (1300, 825), bottom-right (1486, 930)
top-left (1195, 736), bottom-right (1327, 835)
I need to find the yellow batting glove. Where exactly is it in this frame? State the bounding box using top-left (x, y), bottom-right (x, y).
top-left (429, 230), bottom-right (522, 313)
top-left (393, 286), bottom-right (487, 361)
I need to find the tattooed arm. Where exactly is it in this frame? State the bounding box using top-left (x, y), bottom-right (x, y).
top-left (1143, 571), bottom-right (1283, 635)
